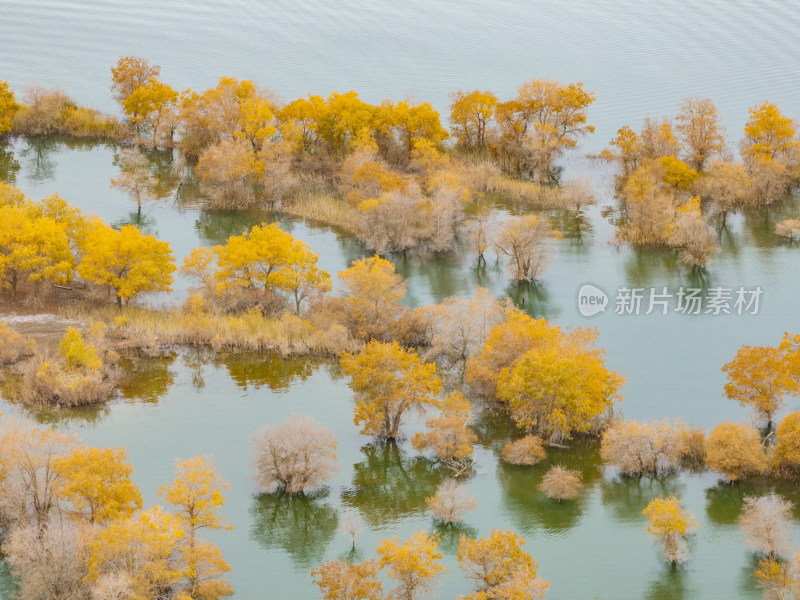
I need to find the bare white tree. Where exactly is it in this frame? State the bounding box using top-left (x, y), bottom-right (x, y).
top-left (425, 479), bottom-right (477, 523)
top-left (600, 420), bottom-right (686, 476)
top-left (2, 521), bottom-right (91, 600)
top-left (91, 573), bottom-right (136, 600)
top-left (740, 495), bottom-right (793, 559)
top-left (111, 148), bottom-right (155, 215)
top-left (338, 510), bottom-right (364, 547)
top-left (494, 214), bottom-right (557, 282)
top-left (425, 287), bottom-right (504, 370)
top-left (251, 414), bottom-right (339, 495)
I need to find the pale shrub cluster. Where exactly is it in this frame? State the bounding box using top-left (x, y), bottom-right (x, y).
top-left (425, 479), bottom-right (478, 523)
top-left (502, 435), bottom-right (546, 466)
top-left (251, 414), bottom-right (339, 495)
top-left (538, 465), bottom-right (582, 501)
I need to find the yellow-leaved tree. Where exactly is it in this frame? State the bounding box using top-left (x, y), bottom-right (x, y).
top-left (465, 307), bottom-right (561, 395)
top-left (723, 337), bottom-right (799, 426)
top-left (341, 341), bottom-right (442, 440)
top-left (55, 446), bottom-right (142, 523)
top-left (158, 456), bottom-right (233, 600)
top-left (457, 528), bottom-right (549, 600)
top-left (412, 391), bottom-right (477, 475)
top-left (377, 531), bottom-right (446, 600)
top-left (741, 102), bottom-right (797, 161)
top-left (122, 78), bottom-right (178, 146)
top-left (0, 201), bottom-right (74, 300)
top-left (211, 222), bottom-right (330, 314)
top-left (338, 255), bottom-right (407, 341)
top-left (311, 559), bottom-right (384, 600)
top-left (642, 496), bottom-right (698, 564)
top-left (234, 94), bottom-right (277, 151)
top-left (496, 329), bottom-right (624, 444)
top-left (495, 79), bottom-right (595, 181)
top-left (705, 421), bottom-right (767, 481)
top-left (0, 80), bottom-right (20, 136)
top-left (78, 223), bottom-right (176, 307)
top-left (449, 89), bottom-right (498, 150)
top-left (86, 506), bottom-right (184, 600)
top-left (773, 411), bottom-right (800, 473)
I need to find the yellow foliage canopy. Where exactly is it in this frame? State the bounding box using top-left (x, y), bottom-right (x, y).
top-left (55, 445), bottom-right (142, 523)
top-left (341, 340), bottom-right (442, 440)
top-left (377, 531), bottom-right (446, 600)
top-left (723, 336), bottom-right (800, 424)
top-left (78, 223), bottom-right (176, 307)
top-left (457, 528), bottom-right (548, 600)
top-left (706, 421), bottom-right (767, 481)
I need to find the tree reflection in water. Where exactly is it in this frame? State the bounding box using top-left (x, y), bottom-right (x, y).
top-left (600, 472), bottom-right (685, 524)
top-left (498, 438), bottom-right (602, 535)
top-left (341, 441), bottom-right (445, 528)
top-left (215, 352), bottom-right (318, 394)
top-left (0, 142), bottom-right (19, 184)
top-left (117, 351), bottom-right (177, 403)
top-left (433, 521), bottom-right (478, 556)
top-left (249, 491), bottom-right (338, 570)
top-left (645, 564), bottom-right (695, 600)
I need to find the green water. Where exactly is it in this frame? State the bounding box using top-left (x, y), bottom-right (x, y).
top-left (2, 0), bottom-right (800, 593)
top-left (1, 137), bottom-right (800, 599)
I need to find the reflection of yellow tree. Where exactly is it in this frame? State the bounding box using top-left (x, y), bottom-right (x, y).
top-left (341, 442), bottom-right (445, 528)
top-left (249, 492), bottom-right (338, 569)
top-left (215, 352), bottom-right (318, 393)
top-left (117, 352), bottom-right (177, 403)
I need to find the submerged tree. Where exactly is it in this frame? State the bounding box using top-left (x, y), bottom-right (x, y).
top-left (341, 341), bottom-right (442, 440)
top-left (425, 479), bottom-right (477, 524)
top-left (311, 559), bottom-right (384, 600)
top-left (739, 495), bottom-right (792, 559)
top-left (251, 414), bottom-right (339, 495)
top-left (338, 255), bottom-right (408, 342)
top-left (600, 420), bottom-right (688, 476)
top-left (723, 338), bottom-right (799, 427)
top-left (457, 528), bottom-right (549, 599)
top-left (111, 148), bottom-right (156, 215)
top-left (158, 456), bottom-right (233, 600)
top-left (377, 531), bottom-right (446, 600)
top-left (642, 496), bottom-right (698, 564)
top-left (538, 465), bottom-right (582, 501)
top-left (494, 214), bottom-right (560, 282)
top-left (705, 421), bottom-right (767, 481)
top-left (501, 435), bottom-right (546, 466)
top-left (412, 391), bottom-right (477, 475)
top-left (54, 446), bottom-right (142, 524)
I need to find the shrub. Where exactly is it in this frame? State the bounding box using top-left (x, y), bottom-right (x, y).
top-left (538, 465), bottom-right (582, 501)
top-left (501, 435), bottom-right (546, 466)
top-left (251, 414), bottom-right (338, 495)
top-left (706, 421), bottom-right (767, 481)
top-left (0, 322), bottom-right (36, 364)
top-left (425, 479), bottom-right (477, 523)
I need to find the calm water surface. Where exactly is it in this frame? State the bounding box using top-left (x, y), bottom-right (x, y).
top-left (2, 2), bottom-right (800, 598)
